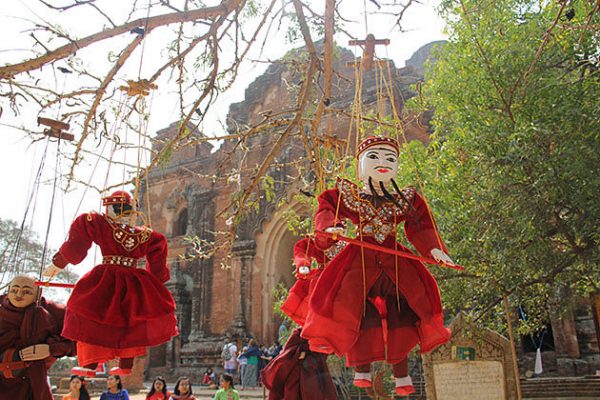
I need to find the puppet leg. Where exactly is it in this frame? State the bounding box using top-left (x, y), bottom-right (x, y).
top-left (72, 363), bottom-right (97, 377)
top-left (109, 357), bottom-right (134, 375)
top-left (391, 358), bottom-right (415, 396)
top-left (353, 364), bottom-right (372, 388)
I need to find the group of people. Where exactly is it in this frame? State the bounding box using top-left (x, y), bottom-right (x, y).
top-left (62, 374), bottom-right (129, 400)
top-left (62, 374), bottom-right (222, 400)
top-left (221, 337), bottom-right (283, 390)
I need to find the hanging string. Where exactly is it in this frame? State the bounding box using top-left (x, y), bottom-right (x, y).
top-left (2, 137), bottom-right (49, 286)
top-left (380, 53), bottom-right (446, 252)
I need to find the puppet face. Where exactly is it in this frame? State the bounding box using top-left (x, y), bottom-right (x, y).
top-left (358, 144), bottom-right (399, 189)
top-left (7, 275), bottom-right (36, 308)
top-left (106, 204), bottom-right (135, 220)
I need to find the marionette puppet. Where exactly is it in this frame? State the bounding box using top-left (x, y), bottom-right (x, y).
top-left (262, 237), bottom-right (340, 400)
top-left (301, 136), bottom-right (455, 396)
top-left (0, 274), bottom-right (76, 400)
top-left (42, 190), bottom-right (178, 377)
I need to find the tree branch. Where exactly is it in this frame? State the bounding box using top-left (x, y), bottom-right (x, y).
top-left (0, 0), bottom-right (243, 79)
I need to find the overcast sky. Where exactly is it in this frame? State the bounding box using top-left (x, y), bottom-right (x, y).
top-left (0, 0), bottom-right (447, 282)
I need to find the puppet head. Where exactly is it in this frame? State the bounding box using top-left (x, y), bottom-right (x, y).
top-left (102, 190), bottom-right (136, 219)
top-left (357, 136), bottom-right (400, 191)
top-left (7, 275), bottom-right (37, 308)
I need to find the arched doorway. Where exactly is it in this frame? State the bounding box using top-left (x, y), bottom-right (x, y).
top-left (254, 200), bottom-right (305, 344)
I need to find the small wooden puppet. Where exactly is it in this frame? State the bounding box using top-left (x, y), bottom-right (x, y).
top-left (43, 191), bottom-right (178, 376)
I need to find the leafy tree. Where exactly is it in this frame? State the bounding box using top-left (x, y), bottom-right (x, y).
top-left (406, 0), bottom-right (599, 331)
top-left (0, 217), bottom-right (78, 292)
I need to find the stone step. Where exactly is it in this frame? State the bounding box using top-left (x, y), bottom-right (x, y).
top-left (520, 377), bottom-right (600, 398)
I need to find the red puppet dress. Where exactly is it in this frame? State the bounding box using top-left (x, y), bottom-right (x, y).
top-left (301, 178), bottom-right (451, 367)
top-left (52, 212), bottom-right (178, 366)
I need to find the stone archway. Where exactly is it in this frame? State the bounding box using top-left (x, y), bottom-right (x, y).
top-left (254, 200), bottom-right (305, 344)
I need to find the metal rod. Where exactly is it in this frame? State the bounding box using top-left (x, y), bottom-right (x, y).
top-left (35, 281), bottom-right (76, 289)
top-left (315, 230), bottom-right (464, 270)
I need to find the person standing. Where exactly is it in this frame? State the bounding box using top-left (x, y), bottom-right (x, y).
top-left (222, 338), bottom-right (237, 376)
top-left (236, 347), bottom-right (248, 390)
top-left (239, 339), bottom-right (261, 389)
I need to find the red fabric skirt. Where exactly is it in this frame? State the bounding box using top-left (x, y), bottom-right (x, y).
top-left (302, 242), bottom-right (450, 363)
top-left (281, 278), bottom-right (320, 326)
top-left (77, 342), bottom-right (146, 366)
top-left (62, 264), bottom-right (178, 348)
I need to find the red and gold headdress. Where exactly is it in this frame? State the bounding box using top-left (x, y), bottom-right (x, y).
top-left (102, 191), bottom-right (134, 207)
top-left (356, 136), bottom-right (400, 158)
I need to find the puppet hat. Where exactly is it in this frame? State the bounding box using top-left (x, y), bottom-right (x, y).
top-left (102, 190), bottom-right (134, 207)
top-left (356, 136), bottom-right (400, 158)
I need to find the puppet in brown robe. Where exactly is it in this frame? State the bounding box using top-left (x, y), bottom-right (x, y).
top-left (0, 275), bottom-right (76, 400)
top-left (261, 328), bottom-right (337, 400)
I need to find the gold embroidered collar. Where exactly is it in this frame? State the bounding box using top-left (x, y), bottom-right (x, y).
top-left (104, 215), bottom-right (152, 252)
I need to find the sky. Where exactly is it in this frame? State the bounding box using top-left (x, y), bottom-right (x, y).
top-left (0, 0), bottom-right (447, 283)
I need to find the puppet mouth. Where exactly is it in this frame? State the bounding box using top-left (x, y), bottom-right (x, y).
top-left (377, 168), bottom-right (390, 173)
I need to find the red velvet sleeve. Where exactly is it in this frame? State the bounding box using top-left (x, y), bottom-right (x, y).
top-left (314, 189), bottom-right (344, 250)
top-left (404, 191), bottom-right (448, 257)
top-left (293, 238), bottom-right (311, 268)
top-left (55, 213), bottom-right (98, 267)
top-left (145, 232), bottom-right (170, 283)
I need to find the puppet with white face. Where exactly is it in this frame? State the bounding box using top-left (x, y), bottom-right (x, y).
top-left (301, 136), bottom-right (454, 397)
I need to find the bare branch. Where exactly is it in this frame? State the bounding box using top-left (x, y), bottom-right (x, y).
top-left (0, 0), bottom-right (243, 79)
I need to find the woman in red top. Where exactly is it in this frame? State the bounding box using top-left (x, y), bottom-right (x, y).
top-left (146, 376), bottom-right (170, 400)
top-left (43, 191), bottom-right (178, 376)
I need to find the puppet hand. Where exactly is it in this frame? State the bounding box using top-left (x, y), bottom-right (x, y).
top-left (325, 226), bottom-right (344, 237)
top-left (42, 264), bottom-right (62, 278)
top-left (431, 248), bottom-right (455, 266)
top-left (297, 265), bottom-right (310, 277)
top-left (19, 344), bottom-right (50, 361)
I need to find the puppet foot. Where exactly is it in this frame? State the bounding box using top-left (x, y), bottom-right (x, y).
top-left (395, 376), bottom-right (415, 396)
top-left (109, 367), bottom-right (132, 375)
top-left (353, 372), bottom-right (372, 388)
top-left (72, 367), bottom-right (96, 377)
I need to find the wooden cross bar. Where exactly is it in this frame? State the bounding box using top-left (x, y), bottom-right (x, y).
top-left (38, 117), bottom-right (74, 141)
top-left (348, 34), bottom-right (390, 71)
